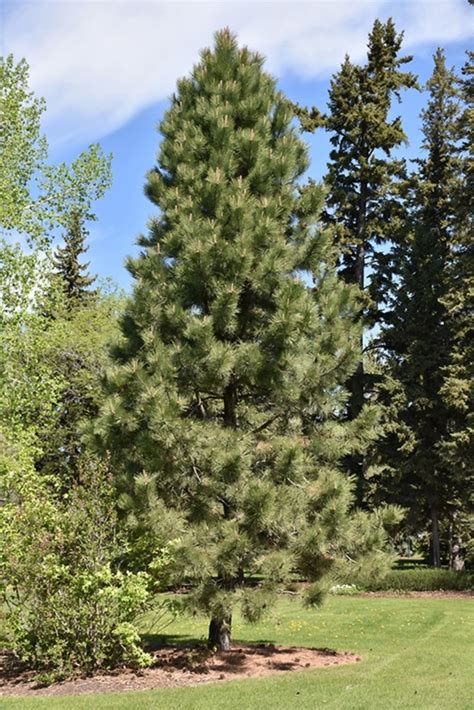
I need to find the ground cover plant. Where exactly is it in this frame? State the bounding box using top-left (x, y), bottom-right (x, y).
top-left (1, 595), bottom-right (472, 709)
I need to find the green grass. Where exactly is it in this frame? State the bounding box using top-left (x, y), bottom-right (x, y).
top-left (2, 595), bottom-right (473, 709)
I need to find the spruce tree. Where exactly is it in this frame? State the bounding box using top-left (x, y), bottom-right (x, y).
top-left (94, 30), bottom-right (397, 650)
top-left (36, 214), bottom-right (109, 488)
top-left (324, 19), bottom-right (416, 291)
top-left (436, 51), bottom-right (474, 562)
top-left (294, 20), bottom-right (417, 497)
top-left (53, 210), bottom-right (96, 308)
top-left (379, 50), bottom-right (472, 566)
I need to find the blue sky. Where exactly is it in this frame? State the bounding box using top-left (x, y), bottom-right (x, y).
top-left (2, 0), bottom-right (473, 289)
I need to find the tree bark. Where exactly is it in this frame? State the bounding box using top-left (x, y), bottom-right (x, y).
top-left (215, 382), bottom-right (239, 638)
top-left (208, 616), bottom-right (232, 651)
top-left (347, 193), bottom-right (366, 500)
top-left (448, 517), bottom-right (453, 569)
top-left (223, 378), bottom-right (238, 428)
top-left (431, 506), bottom-right (441, 568)
top-left (350, 213), bottom-right (366, 423)
top-left (354, 237), bottom-right (365, 292)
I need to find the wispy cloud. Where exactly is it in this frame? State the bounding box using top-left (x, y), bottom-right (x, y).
top-left (3, 1), bottom-right (472, 146)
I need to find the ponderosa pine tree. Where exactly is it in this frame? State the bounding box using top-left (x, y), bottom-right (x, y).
top-left (53, 210), bottom-right (96, 308)
top-left (379, 50), bottom-right (472, 567)
top-left (294, 20), bottom-right (417, 498)
top-left (93, 30), bottom-right (397, 650)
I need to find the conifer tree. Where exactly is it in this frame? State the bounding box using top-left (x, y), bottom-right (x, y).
top-left (94, 30), bottom-right (397, 650)
top-left (35, 212), bottom-right (101, 487)
top-left (294, 20), bottom-right (417, 495)
top-left (35, 210), bottom-right (110, 489)
top-left (323, 19), bottom-right (416, 291)
top-left (436, 51), bottom-right (474, 561)
top-left (379, 50), bottom-right (472, 566)
top-left (53, 210), bottom-right (96, 308)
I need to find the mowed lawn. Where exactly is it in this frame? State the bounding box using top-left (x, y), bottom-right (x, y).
top-left (2, 595), bottom-right (472, 709)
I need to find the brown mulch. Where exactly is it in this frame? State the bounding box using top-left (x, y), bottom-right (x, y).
top-left (0, 644), bottom-right (361, 698)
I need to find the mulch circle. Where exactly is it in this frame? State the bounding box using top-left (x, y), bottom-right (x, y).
top-left (0, 644), bottom-right (361, 698)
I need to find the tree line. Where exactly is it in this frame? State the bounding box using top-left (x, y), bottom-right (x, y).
top-left (0, 20), bottom-right (472, 678)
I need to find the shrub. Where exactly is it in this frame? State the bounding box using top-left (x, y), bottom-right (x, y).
top-left (335, 566), bottom-right (473, 592)
top-left (0, 450), bottom-right (153, 681)
top-left (363, 568), bottom-right (473, 592)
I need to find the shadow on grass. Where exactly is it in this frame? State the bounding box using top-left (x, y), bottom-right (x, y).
top-left (142, 634), bottom-right (276, 651)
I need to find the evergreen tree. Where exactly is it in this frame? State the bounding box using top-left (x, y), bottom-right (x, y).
top-left (94, 30), bottom-right (397, 650)
top-left (378, 50), bottom-right (473, 566)
top-left (436, 51), bottom-right (474, 563)
top-left (294, 20), bottom-right (417, 496)
top-left (31, 212), bottom-right (106, 489)
top-left (53, 210), bottom-right (96, 308)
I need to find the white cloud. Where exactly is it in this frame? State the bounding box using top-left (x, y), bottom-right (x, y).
top-left (3, 0), bottom-right (472, 146)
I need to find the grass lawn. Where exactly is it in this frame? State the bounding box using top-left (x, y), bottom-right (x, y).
top-left (2, 594), bottom-right (472, 709)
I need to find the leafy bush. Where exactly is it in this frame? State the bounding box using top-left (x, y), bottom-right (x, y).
top-left (0, 449), bottom-right (153, 681)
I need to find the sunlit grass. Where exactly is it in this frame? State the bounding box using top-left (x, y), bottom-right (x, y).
top-left (2, 594), bottom-right (472, 709)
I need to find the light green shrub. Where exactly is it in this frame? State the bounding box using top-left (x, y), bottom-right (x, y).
top-left (0, 449), bottom-right (153, 682)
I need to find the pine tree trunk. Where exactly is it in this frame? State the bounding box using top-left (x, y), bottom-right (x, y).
top-left (431, 506), bottom-right (441, 568)
top-left (222, 379), bottom-right (237, 519)
top-left (354, 236), bottom-right (365, 291)
top-left (448, 517), bottom-right (454, 569)
top-left (208, 616), bottom-right (232, 651)
top-left (223, 379), bottom-right (238, 428)
top-left (352, 193), bottom-right (366, 421)
top-left (347, 237), bottom-right (366, 498)
top-left (348, 360), bottom-right (365, 501)
top-left (344, 177), bottom-right (367, 499)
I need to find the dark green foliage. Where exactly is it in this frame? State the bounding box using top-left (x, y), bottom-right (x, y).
top-left (323, 19), bottom-right (417, 294)
top-left (376, 50), bottom-right (473, 566)
top-left (53, 211), bottom-right (96, 308)
top-left (94, 29), bottom-right (394, 650)
top-left (295, 18), bottom-right (417, 298)
top-left (440, 50), bottom-right (474, 482)
top-left (293, 20), bottom-right (417, 498)
top-left (341, 567), bottom-right (473, 592)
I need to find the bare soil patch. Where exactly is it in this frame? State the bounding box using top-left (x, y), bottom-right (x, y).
top-left (0, 644), bottom-right (361, 698)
